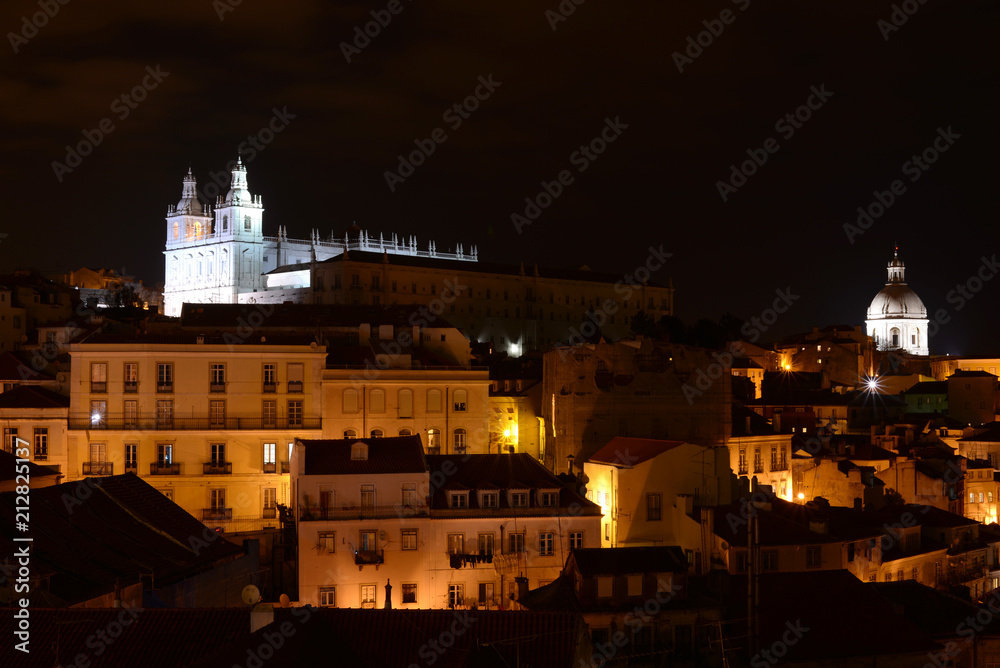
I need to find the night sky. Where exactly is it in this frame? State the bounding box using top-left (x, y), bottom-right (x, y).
top-left (2, 1), bottom-right (996, 355)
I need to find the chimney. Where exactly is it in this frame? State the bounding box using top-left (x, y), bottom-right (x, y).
top-left (853, 498), bottom-right (862, 510)
top-left (250, 605), bottom-right (274, 633)
top-left (514, 576), bottom-right (529, 601)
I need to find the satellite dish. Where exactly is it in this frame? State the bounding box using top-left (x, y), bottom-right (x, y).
top-left (241, 584), bottom-right (261, 606)
top-left (378, 530), bottom-right (387, 541)
top-left (279, 594), bottom-right (291, 609)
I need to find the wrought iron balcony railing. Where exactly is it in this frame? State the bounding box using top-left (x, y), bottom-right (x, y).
top-left (150, 462), bottom-right (180, 475)
top-left (203, 462), bottom-right (232, 475)
top-left (354, 549), bottom-right (384, 566)
top-left (70, 414), bottom-right (321, 431)
top-left (301, 504), bottom-right (430, 521)
top-left (83, 461), bottom-right (113, 475)
top-left (203, 508), bottom-right (233, 521)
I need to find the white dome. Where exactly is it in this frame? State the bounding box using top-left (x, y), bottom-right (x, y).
top-left (867, 284), bottom-right (927, 319)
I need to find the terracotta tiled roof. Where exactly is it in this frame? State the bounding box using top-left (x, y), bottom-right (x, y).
top-left (570, 546), bottom-right (688, 575)
top-left (0, 351), bottom-right (50, 381)
top-left (0, 473), bottom-right (243, 606)
top-left (587, 437), bottom-right (687, 467)
top-left (0, 384), bottom-right (68, 409)
top-left (0, 448), bottom-right (61, 481)
top-left (299, 435), bottom-right (428, 475)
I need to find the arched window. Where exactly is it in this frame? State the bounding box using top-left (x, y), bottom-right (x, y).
top-left (369, 389), bottom-right (385, 413)
top-left (453, 428), bottom-right (467, 454)
top-left (427, 389), bottom-right (442, 412)
top-left (890, 327), bottom-right (900, 348)
top-left (398, 389), bottom-right (413, 418)
top-left (398, 428), bottom-right (412, 436)
top-left (370, 429), bottom-right (383, 438)
top-left (343, 388), bottom-right (358, 413)
top-left (453, 389), bottom-right (467, 412)
top-left (344, 429), bottom-right (357, 439)
top-left (427, 428), bottom-right (440, 452)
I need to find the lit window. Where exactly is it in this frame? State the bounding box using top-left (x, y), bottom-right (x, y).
top-left (402, 583), bottom-right (417, 603)
top-left (318, 532), bottom-right (336, 553)
top-left (319, 587), bottom-right (336, 607)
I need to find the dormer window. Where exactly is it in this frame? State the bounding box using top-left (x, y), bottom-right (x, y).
top-left (539, 491), bottom-right (559, 507)
top-left (510, 491), bottom-right (528, 508)
top-left (481, 492), bottom-right (499, 509)
top-left (449, 492), bottom-right (469, 509)
top-left (351, 442), bottom-right (368, 461)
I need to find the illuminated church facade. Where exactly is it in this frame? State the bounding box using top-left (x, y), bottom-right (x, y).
top-left (162, 159), bottom-right (477, 317)
top-left (865, 249), bottom-right (929, 356)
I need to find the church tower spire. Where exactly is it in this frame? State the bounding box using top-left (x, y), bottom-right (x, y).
top-left (225, 155), bottom-right (251, 205)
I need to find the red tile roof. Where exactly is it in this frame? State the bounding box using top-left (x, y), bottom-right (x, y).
top-left (0, 351), bottom-right (50, 381)
top-left (299, 435), bottom-right (428, 475)
top-left (570, 546), bottom-right (688, 576)
top-left (0, 384), bottom-right (68, 408)
top-left (587, 436), bottom-right (687, 467)
top-left (0, 448), bottom-right (61, 482)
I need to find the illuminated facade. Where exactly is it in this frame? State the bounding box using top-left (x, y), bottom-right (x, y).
top-left (866, 250), bottom-right (929, 356)
top-left (162, 160), bottom-right (476, 317)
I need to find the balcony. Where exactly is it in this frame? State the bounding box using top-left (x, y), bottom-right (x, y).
top-left (124, 382), bottom-right (138, 393)
top-left (262, 382), bottom-right (277, 393)
top-left (263, 507), bottom-right (277, 519)
top-left (354, 549), bottom-right (384, 566)
top-left (210, 383), bottom-right (226, 393)
top-left (203, 508), bottom-right (233, 521)
top-left (157, 384), bottom-right (173, 393)
top-left (203, 462), bottom-right (232, 475)
top-left (124, 463), bottom-right (137, 474)
top-left (150, 462), bottom-right (180, 475)
top-left (82, 461), bottom-right (113, 475)
top-left (90, 382), bottom-right (106, 393)
top-left (301, 504), bottom-right (430, 521)
top-left (287, 381), bottom-right (303, 393)
top-left (263, 462), bottom-right (276, 473)
top-left (70, 413), bottom-right (322, 431)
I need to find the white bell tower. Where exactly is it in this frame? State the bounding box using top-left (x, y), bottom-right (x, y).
top-left (214, 156), bottom-right (265, 294)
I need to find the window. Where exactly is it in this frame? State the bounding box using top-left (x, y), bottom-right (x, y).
top-left (2, 428), bottom-right (15, 453)
top-left (370, 389), bottom-right (385, 413)
top-left (156, 399), bottom-right (174, 428)
top-left (210, 400), bottom-right (225, 427)
top-left (319, 486), bottom-right (335, 514)
top-left (990, 492), bottom-right (995, 503)
top-left (263, 363), bottom-right (276, 391)
top-left (754, 447), bottom-right (762, 473)
top-left (90, 362), bottom-right (107, 392)
top-left (508, 532), bottom-right (525, 553)
top-left (211, 443), bottom-right (226, 465)
top-left (402, 583), bottom-right (417, 603)
top-left (453, 428), bottom-right (467, 454)
top-left (481, 492), bottom-right (499, 509)
top-left (647, 493), bottom-right (662, 521)
top-left (210, 488), bottom-right (226, 511)
top-left (90, 400), bottom-right (107, 426)
top-left (361, 484), bottom-right (375, 508)
top-left (450, 492), bottom-right (468, 509)
top-left (596, 576), bottom-right (613, 598)
top-left (125, 443), bottom-right (137, 470)
top-left (427, 389), bottom-right (442, 412)
top-left (478, 533), bottom-right (494, 555)
top-left (360, 584), bottom-right (376, 609)
top-left (344, 429), bottom-right (357, 439)
top-left (398, 389), bottom-right (413, 418)
top-left (981, 493), bottom-right (986, 504)
top-left (262, 400), bottom-right (276, 428)
top-left (210, 363), bottom-right (226, 391)
top-left (402, 483), bottom-right (419, 506)
top-left (912, 567), bottom-right (919, 580)
top-left (288, 400), bottom-right (303, 427)
top-left (510, 491), bottom-right (528, 507)
top-left (244, 215), bottom-right (251, 231)
top-left (157, 443), bottom-right (172, 465)
top-left (448, 533), bottom-right (465, 554)
top-left (157, 363), bottom-right (173, 392)
top-left (402, 529), bottom-right (417, 550)
top-left (971, 492), bottom-right (977, 504)
top-left (448, 584), bottom-right (464, 608)
top-left (427, 428), bottom-right (440, 452)
top-left (343, 388), bottom-right (359, 413)
top-left (287, 363), bottom-right (303, 392)
top-left (453, 389), bottom-right (467, 412)
top-left (570, 532), bottom-right (583, 549)
top-left (399, 428), bottom-right (412, 436)
top-left (478, 582), bottom-right (495, 607)
top-left (318, 532), bottom-right (336, 553)
top-left (627, 574), bottom-right (643, 597)
top-left (124, 400), bottom-right (137, 427)
top-left (263, 488), bottom-right (276, 516)
top-left (263, 442), bottom-right (276, 472)
top-left (370, 429), bottom-right (383, 438)
top-left (319, 587), bottom-right (336, 607)
top-left (806, 546), bottom-right (821, 569)
top-left (360, 530), bottom-right (377, 552)
top-left (762, 550), bottom-right (778, 571)
top-left (541, 491), bottom-right (559, 507)
top-left (738, 449), bottom-right (747, 474)
top-left (352, 442), bottom-right (368, 460)
top-left (33, 428), bottom-right (47, 459)
top-left (539, 531), bottom-right (554, 556)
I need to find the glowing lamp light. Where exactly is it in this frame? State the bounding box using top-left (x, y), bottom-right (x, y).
top-left (91, 413), bottom-right (102, 424)
top-left (797, 492), bottom-right (805, 500)
top-left (503, 429), bottom-right (511, 438)
top-left (783, 363), bottom-right (790, 371)
top-left (509, 343), bottom-right (520, 356)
